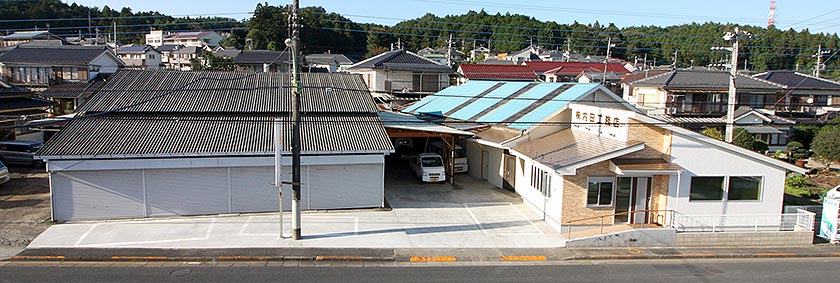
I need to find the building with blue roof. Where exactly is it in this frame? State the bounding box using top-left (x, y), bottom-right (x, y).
top-left (399, 80), bottom-right (808, 242)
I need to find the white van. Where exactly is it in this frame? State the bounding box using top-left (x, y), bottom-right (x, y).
top-left (428, 141), bottom-right (469, 173)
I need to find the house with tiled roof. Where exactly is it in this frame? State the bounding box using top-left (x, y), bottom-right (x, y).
top-left (628, 69), bottom-right (784, 116)
top-left (0, 79), bottom-right (53, 141)
top-left (542, 62), bottom-right (630, 82)
top-left (115, 45), bottom-right (162, 70)
top-left (233, 50), bottom-right (292, 73)
top-left (0, 31), bottom-right (65, 48)
top-left (347, 49), bottom-right (452, 108)
top-left (755, 71), bottom-right (840, 118)
top-left (145, 30), bottom-right (223, 48)
top-left (402, 80), bottom-right (808, 244)
top-left (37, 69), bottom-right (393, 221)
top-left (456, 64), bottom-right (538, 83)
top-left (304, 53), bottom-right (356, 73)
top-left (0, 45), bottom-right (123, 87)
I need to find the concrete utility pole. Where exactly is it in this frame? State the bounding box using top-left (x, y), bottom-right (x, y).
top-left (286, 0), bottom-right (303, 240)
top-left (602, 38), bottom-right (615, 85)
top-left (714, 27), bottom-right (751, 143)
top-left (447, 33), bottom-right (453, 66)
top-left (813, 45), bottom-right (830, 78)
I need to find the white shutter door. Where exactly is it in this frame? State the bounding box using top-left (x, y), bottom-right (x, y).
top-left (51, 170), bottom-right (144, 221)
top-left (144, 168), bottom-right (228, 217)
top-left (230, 166), bottom-right (279, 213)
top-left (307, 164), bottom-right (383, 210)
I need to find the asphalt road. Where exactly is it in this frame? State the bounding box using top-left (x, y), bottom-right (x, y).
top-left (1, 258), bottom-right (838, 283)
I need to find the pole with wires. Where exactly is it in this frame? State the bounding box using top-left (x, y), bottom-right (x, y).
top-left (286, 0), bottom-right (303, 240)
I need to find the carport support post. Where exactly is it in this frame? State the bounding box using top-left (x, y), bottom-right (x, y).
top-left (288, 0), bottom-right (302, 240)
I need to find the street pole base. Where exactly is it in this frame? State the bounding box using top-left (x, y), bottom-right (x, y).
top-left (292, 228), bottom-right (301, 240)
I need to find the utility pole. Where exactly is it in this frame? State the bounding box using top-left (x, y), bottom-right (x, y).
top-left (602, 38), bottom-right (615, 85)
top-left (447, 33), bottom-right (453, 66)
top-left (672, 50), bottom-right (678, 68)
top-left (113, 22), bottom-right (117, 46)
top-left (712, 27), bottom-right (751, 143)
top-left (286, 0), bottom-right (303, 240)
top-left (813, 45), bottom-right (830, 78)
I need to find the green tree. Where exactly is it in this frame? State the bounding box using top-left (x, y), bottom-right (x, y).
top-left (812, 127), bottom-right (840, 172)
top-left (732, 128), bottom-right (755, 150)
top-left (701, 127), bottom-right (723, 140)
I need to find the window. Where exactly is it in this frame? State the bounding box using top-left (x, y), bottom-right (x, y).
top-left (814, 95), bottom-right (829, 106)
top-left (689, 177), bottom-right (724, 201)
top-left (531, 165), bottom-right (551, 197)
top-left (728, 176), bottom-right (761, 200)
top-left (412, 73), bottom-right (441, 93)
top-left (587, 177), bottom-right (613, 206)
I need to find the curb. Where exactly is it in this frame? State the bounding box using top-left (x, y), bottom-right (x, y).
top-left (10, 255), bottom-right (398, 262)
top-left (563, 252), bottom-right (840, 261)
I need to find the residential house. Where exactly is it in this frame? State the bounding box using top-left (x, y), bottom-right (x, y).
top-left (346, 49), bottom-right (451, 108)
top-left (542, 62), bottom-right (630, 83)
top-left (755, 71), bottom-right (840, 118)
top-left (627, 69), bottom-right (785, 117)
top-left (503, 45), bottom-right (546, 64)
top-left (403, 80), bottom-right (805, 235)
top-left (576, 70), bottom-right (622, 94)
top-left (158, 45), bottom-right (203, 71)
top-left (0, 45), bottom-right (123, 87)
top-left (212, 46), bottom-right (241, 60)
top-left (233, 50), bottom-right (292, 72)
top-left (417, 47), bottom-right (465, 65)
top-left (37, 78), bottom-right (105, 115)
top-left (0, 31), bottom-right (65, 48)
top-left (469, 46), bottom-right (501, 62)
top-left (145, 30), bottom-right (223, 48)
top-left (0, 80), bottom-right (53, 141)
top-left (116, 45), bottom-right (162, 70)
top-left (304, 53), bottom-right (356, 73)
top-left (456, 64), bottom-right (538, 84)
top-left (620, 68), bottom-right (673, 100)
top-left (523, 61), bottom-right (565, 81)
top-left (36, 69), bottom-right (393, 221)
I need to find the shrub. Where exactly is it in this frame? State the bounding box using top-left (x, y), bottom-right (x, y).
top-left (791, 125), bottom-right (821, 148)
top-left (753, 140), bottom-right (769, 152)
top-left (786, 141), bottom-right (804, 150)
top-left (785, 174), bottom-right (809, 188)
top-left (701, 127), bottom-right (723, 140)
top-left (732, 128), bottom-right (754, 150)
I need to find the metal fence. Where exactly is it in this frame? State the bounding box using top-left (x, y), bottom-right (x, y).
top-left (672, 211), bottom-right (815, 233)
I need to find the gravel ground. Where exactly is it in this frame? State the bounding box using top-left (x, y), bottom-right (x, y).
top-left (0, 166), bottom-right (52, 254)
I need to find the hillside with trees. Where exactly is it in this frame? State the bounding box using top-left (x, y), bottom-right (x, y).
top-left (3, 1), bottom-right (839, 78)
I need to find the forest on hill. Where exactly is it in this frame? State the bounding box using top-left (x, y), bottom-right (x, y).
top-left (3, 0), bottom-right (839, 78)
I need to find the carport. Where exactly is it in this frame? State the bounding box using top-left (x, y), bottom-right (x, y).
top-left (379, 111), bottom-right (474, 183)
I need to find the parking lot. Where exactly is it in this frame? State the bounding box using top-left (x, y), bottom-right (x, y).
top-left (0, 166), bottom-right (52, 259)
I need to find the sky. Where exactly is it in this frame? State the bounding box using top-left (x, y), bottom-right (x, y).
top-left (63, 0), bottom-right (840, 34)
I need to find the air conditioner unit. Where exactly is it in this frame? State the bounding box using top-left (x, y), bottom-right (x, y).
top-left (666, 107), bottom-right (678, 114)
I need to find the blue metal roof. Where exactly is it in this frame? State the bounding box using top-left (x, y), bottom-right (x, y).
top-left (403, 81), bottom-right (601, 130)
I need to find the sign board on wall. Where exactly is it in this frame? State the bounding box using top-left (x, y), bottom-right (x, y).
top-left (569, 103), bottom-right (632, 141)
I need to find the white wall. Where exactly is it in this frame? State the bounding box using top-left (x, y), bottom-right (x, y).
top-left (90, 53), bottom-right (121, 74)
top-left (668, 134), bottom-right (787, 223)
top-left (464, 140), bottom-right (504, 189)
top-left (513, 156), bottom-right (564, 232)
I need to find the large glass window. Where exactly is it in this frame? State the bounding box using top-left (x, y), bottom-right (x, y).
top-left (689, 177), bottom-right (724, 201)
top-left (728, 177), bottom-right (761, 200)
top-left (587, 178), bottom-right (613, 206)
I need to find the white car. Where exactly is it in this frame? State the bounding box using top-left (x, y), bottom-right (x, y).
top-left (0, 160), bottom-right (9, 185)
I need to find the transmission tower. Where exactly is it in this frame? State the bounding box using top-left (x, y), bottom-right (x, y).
top-left (768, 0), bottom-right (776, 27)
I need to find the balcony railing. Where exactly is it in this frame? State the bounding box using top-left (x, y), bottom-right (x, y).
top-left (671, 210), bottom-right (815, 233)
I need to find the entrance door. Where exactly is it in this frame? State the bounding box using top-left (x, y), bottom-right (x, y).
top-left (480, 150), bottom-right (489, 180)
top-left (614, 177), bottom-right (633, 223)
top-left (632, 177), bottom-right (651, 224)
top-left (502, 155), bottom-right (516, 191)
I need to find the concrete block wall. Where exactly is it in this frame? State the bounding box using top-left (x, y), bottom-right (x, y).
top-left (676, 231), bottom-right (813, 247)
top-left (565, 229), bottom-right (677, 247)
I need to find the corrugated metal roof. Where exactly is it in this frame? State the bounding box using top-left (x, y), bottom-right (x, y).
top-left (39, 79), bottom-right (105, 98)
top-left (0, 97), bottom-right (54, 111)
top-left (0, 45), bottom-right (115, 65)
top-left (233, 50), bottom-right (291, 64)
top-left (513, 129), bottom-right (643, 170)
top-left (38, 113), bottom-right (392, 158)
top-left (646, 114), bottom-right (725, 125)
top-left (458, 64), bottom-right (538, 80)
top-left (403, 81), bottom-right (600, 130)
top-left (79, 69), bottom-right (377, 113)
top-left (378, 111), bottom-right (474, 136)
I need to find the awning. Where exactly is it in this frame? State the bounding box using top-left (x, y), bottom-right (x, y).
top-left (740, 125), bottom-right (783, 134)
top-left (610, 158), bottom-right (683, 175)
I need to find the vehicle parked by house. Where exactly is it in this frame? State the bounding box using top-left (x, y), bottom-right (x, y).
top-left (428, 141), bottom-right (469, 173)
top-left (0, 140), bottom-right (44, 168)
top-left (410, 153), bottom-right (446, 183)
top-left (0, 160), bottom-right (9, 185)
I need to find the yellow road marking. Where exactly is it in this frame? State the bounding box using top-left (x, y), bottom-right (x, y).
top-left (11, 255), bottom-right (65, 260)
top-left (110, 256), bottom-right (167, 260)
top-left (500, 255), bottom-right (547, 261)
top-left (410, 256), bottom-right (456, 262)
top-left (315, 255), bottom-right (367, 261)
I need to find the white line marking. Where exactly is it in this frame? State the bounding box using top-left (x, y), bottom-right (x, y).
top-left (73, 224), bottom-right (99, 247)
top-left (463, 203), bottom-right (488, 235)
top-left (73, 219), bottom-right (215, 247)
top-left (508, 203), bottom-right (544, 235)
top-left (238, 215), bottom-right (358, 237)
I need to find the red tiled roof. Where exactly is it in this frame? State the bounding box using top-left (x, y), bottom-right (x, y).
top-left (523, 61), bottom-right (567, 73)
top-left (458, 64), bottom-right (538, 80)
top-left (544, 62), bottom-right (629, 75)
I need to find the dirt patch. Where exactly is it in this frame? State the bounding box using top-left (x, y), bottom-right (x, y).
top-left (0, 167), bottom-right (53, 247)
top-left (808, 171), bottom-right (840, 189)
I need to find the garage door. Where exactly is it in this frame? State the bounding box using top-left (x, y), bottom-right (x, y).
top-left (307, 164), bottom-right (383, 210)
top-left (231, 167), bottom-right (279, 213)
top-left (145, 168), bottom-right (229, 217)
top-left (52, 170), bottom-right (145, 221)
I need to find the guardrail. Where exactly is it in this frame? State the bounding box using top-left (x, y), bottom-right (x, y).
top-left (562, 210), bottom-right (674, 239)
top-left (671, 211), bottom-right (815, 233)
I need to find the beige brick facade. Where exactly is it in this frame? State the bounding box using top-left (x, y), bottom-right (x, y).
top-left (649, 175), bottom-right (670, 225)
top-left (562, 161), bottom-right (616, 225)
top-left (621, 118), bottom-right (672, 160)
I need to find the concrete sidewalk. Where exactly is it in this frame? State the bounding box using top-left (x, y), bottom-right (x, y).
top-left (10, 245), bottom-right (840, 263)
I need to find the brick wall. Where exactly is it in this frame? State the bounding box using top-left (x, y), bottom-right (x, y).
top-left (649, 175), bottom-right (670, 224)
top-left (562, 161), bottom-right (616, 225)
top-left (621, 118), bottom-right (671, 160)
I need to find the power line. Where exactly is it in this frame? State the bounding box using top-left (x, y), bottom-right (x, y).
top-left (0, 11), bottom-right (253, 23)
